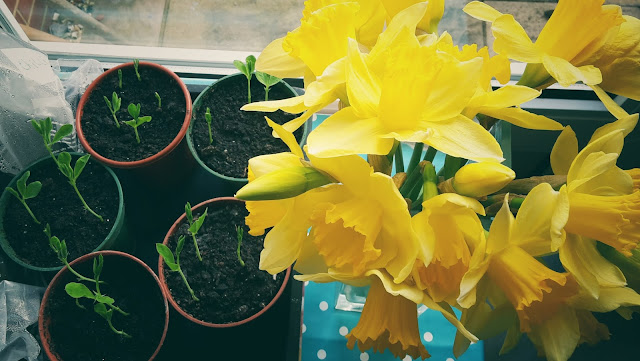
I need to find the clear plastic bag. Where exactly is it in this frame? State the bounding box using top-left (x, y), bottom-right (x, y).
top-left (0, 30), bottom-right (77, 175)
top-left (0, 280), bottom-right (45, 361)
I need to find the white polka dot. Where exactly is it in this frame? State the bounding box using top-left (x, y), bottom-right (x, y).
top-left (417, 305), bottom-right (429, 314)
top-left (317, 349), bottom-right (327, 360)
top-left (423, 332), bottom-right (433, 342)
top-left (304, 281), bottom-right (310, 286)
top-left (319, 301), bottom-right (329, 311)
top-left (360, 352), bottom-right (370, 361)
top-left (302, 324), bottom-right (306, 333)
top-left (402, 356), bottom-right (412, 361)
top-left (446, 358), bottom-right (455, 361)
top-left (339, 326), bottom-right (349, 336)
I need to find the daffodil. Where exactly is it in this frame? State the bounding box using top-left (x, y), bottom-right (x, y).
top-left (237, 118), bottom-right (420, 282)
top-left (307, 28), bottom-right (503, 162)
top-left (380, 0), bottom-right (444, 34)
top-left (439, 162), bottom-right (515, 198)
top-left (411, 193), bottom-right (486, 304)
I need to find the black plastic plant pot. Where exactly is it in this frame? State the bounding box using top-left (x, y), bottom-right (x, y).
top-left (0, 153), bottom-right (127, 276)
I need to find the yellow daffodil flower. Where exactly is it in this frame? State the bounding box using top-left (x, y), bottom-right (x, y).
top-left (380, 0), bottom-right (444, 34)
top-left (442, 162), bottom-right (515, 198)
top-left (411, 193), bottom-right (486, 304)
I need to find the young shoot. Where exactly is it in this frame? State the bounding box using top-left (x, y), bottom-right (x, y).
top-left (117, 69), bottom-right (122, 89)
top-left (185, 202), bottom-right (207, 262)
top-left (103, 92), bottom-right (122, 128)
top-left (45, 224), bottom-right (97, 284)
top-left (6, 171), bottom-right (42, 224)
top-left (255, 72), bottom-right (281, 101)
top-left (204, 107), bottom-right (213, 145)
top-left (125, 103), bottom-right (152, 144)
top-left (233, 55), bottom-right (256, 103)
top-left (31, 118), bottom-right (73, 160)
top-left (155, 92), bottom-right (161, 108)
top-left (133, 59), bottom-right (141, 81)
top-left (64, 254), bottom-right (131, 338)
top-left (55, 152), bottom-right (104, 221)
top-left (157, 236), bottom-right (199, 301)
top-left (236, 225), bottom-right (245, 267)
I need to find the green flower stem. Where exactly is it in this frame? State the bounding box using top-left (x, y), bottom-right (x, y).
top-left (386, 140), bottom-right (400, 164)
top-left (422, 162), bottom-right (438, 202)
top-left (191, 234), bottom-right (203, 262)
top-left (70, 182), bottom-right (104, 222)
top-left (406, 143), bottom-right (424, 175)
top-left (423, 147), bottom-right (437, 163)
top-left (106, 318), bottom-right (131, 338)
top-left (394, 145), bottom-right (405, 174)
top-left (400, 160), bottom-right (426, 198)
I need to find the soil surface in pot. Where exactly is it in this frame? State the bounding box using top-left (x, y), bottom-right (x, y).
top-left (44, 253), bottom-right (166, 361)
top-left (3, 156), bottom-right (119, 268)
top-left (164, 200), bottom-right (285, 324)
top-left (191, 76), bottom-right (303, 178)
top-left (81, 65), bottom-right (187, 162)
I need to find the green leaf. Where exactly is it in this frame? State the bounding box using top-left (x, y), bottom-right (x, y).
top-left (156, 243), bottom-right (178, 271)
top-left (176, 235), bottom-right (186, 257)
top-left (185, 202), bottom-right (193, 223)
top-left (104, 96), bottom-right (112, 110)
top-left (127, 103), bottom-right (140, 118)
top-left (190, 208), bottom-right (208, 234)
top-left (65, 282), bottom-right (95, 299)
top-left (44, 223), bottom-right (52, 238)
top-left (112, 92), bottom-right (121, 111)
top-left (16, 171), bottom-right (29, 196)
top-left (255, 72), bottom-right (281, 87)
top-left (137, 116), bottom-right (152, 125)
top-left (233, 60), bottom-right (248, 78)
top-left (56, 152), bottom-right (73, 179)
top-left (205, 108), bottom-right (212, 124)
top-left (30, 119), bottom-right (42, 135)
top-left (52, 124), bottom-right (73, 144)
top-left (60, 239), bottom-right (68, 259)
top-left (123, 119), bottom-right (137, 127)
top-left (42, 118), bottom-right (53, 143)
top-left (94, 303), bottom-right (112, 321)
top-left (95, 294), bottom-right (114, 305)
top-left (24, 181), bottom-right (42, 199)
top-left (93, 254), bottom-right (103, 279)
top-left (6, 187), bottom-right (19, 199)
top-left (48, 235), bottom-right (60, 253)
top-left (73, 155), bottom-right (90, 181)
top-left (246, 55), bottom-right (256, 74)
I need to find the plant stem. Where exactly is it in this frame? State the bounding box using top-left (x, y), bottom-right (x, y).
top-left (178, 268), bottom-right (199, 301)
top-left (406, 143), bottom-right (424, 175)
top-left (237, 239), bottom-right (245, 267)
top-left (64, 261), bottom-right (97, 283)
top-left (399, 161), bottom-right (426, 198)
top-left (108, 303), bottom-right (130, 316)
top-left (247, 78), bottom-right (252, 103)
top-left (191, 234), bottom-right (203, 261)
top-left (107, 318), bottom-right (131, 338)
top-left (265, 86), bottom-right (270, 101)
top-left (394, 145), bottom-right (404, 174)
top-left (207, 123), bottom-right (213, 145)
top-left (133, 127), bottom-right (141, 143)
top-left (70, 182), bottom-right (104, 222)
top-left (19, 199), bottom-right (40, 224)
top-left (111, 113), bottom-right (120, 128)
top-left (423, 146), bottom-right (437, 163)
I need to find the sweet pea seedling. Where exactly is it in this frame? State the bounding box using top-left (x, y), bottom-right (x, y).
top-left (155, 92), bottom-right (161, 108)
top-left (118, 69), bottom-right (122, 89)
top-left (185, 202), bottom-right (207, 262)
top-left (235, 225), bottom-right (245, 267)
top-left (46, 224), bottom-right (96, 283)
top-left (125, 103), bottom-right (152, 143)
top-left (6, 171), bottom-right (41, 224)
top-left (65, 254), bottom-right (131, 338)
top-left (133, 59), bottom-right (141, 81)
top-left (157, 236), bottom-right (199, 301)
top-left (233, 55), bottom-right (256, 103)
top-left (103, 92), bottom-right (122, 128)
top-left (204, 107), bottom-right (213, 145)
top-left (31, 119), bottom-right (103, 221)
top-left (255, 72), bottom-right (281, 101)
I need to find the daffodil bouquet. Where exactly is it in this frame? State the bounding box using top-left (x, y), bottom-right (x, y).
top-left (234, 1), bottom-right (640, 360)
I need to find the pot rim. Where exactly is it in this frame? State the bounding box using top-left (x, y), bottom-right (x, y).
top-left (76, 61), bottom-right (192, 169)
top-left (38, 250), bottom-right (170, 361)
top-left (0, 153), bottom-right (125, 272)
top-left (158, 196), bottom-right (291, 328)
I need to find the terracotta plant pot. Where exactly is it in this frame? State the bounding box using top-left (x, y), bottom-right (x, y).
top-left (39, 250), bottom-right (169, 361)
top-left (76, 61), bottom-right (193, 186)
top-left (0, 153), bottom-right (126, 276)
top-left (158, 197), bottom-right (290, 327)
top-left (186, 73), bottom-right (310, 196)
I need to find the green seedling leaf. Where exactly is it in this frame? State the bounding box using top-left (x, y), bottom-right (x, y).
top-left (185, 202), bottom-right (193, 223)
top-left (56, 152), bottom-right (73, 179)
top-left (24, 182), bottom-right (42, 199)
top-left (246, 55), bottom-right (256, 74)
top-left (234, 55), bottom-right (257, 103)
top-left (52, 124), bottom-right (73, 144)
top-left (94, 302), bottom-right (112, 320)
top-left (176, 235), bottom-right (186, 257)
top-left (95, 294), bottom-right (115, 305)
top-left (133, 59), bottom-right (141, 81)
top-left (65, 282), bottom-right (95, 299)
top-left (17, 171), bottom-right (28, 195)
top-left (156, 243), bottom-right (178, 271)
top-left (93, 254), bottom-right (104, 279)
top-left (7, 172), bottom-right (42, 224)
top-left (205, 107), bottom-right (213, 144)
top-left (74, 155), bottom-right (90, 181)
top-left (30, 119), bottom-right (42, 134)
top-left (189, 207), bottom-right (208, 235)
top-left (118, 69), bottom-right (122, 88)
top-left (233, 60), bottom-right (248, 77)
top-left (6, 188), bottom-right (19, 198)
top-left (138, 116), bottom-right (152, 124)
top-left (236, 225), bottom-right (245, 267)
top-left (128, 103), bottom-right (140, 119)
top-left (255, 72), bottom-right (280, 87)
top-left (59, 239), bottom-right (68, 259)
top-left (112, 92), bottom-right (121, 110)
top-left (155, 92), bottom-right (161, 108)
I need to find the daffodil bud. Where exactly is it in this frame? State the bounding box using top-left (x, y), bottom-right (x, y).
top-left (451, 162), bottom-right (515, 198)
top-left (235, 166), bottom-right (334, 201)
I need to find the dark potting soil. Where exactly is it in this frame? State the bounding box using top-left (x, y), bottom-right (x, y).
top-left (191, 76), bottom-right (304, 178)
top-left (3, 156), bottom-right (119, 268)
top-left (164, 200), bottom-right (286, 324)
top-left (80, 64), bottom-right (186, 162)
top-left (44, 253), bottom-right (166, 361)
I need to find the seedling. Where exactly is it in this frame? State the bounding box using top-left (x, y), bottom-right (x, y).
top-left (233, 55), bottom-right (256, 103)
top-left (118, 69), bottom-right (122, 88)
top-left (103, 92), bottom-right (122, 128)
top-left (64, 254), bottom-right (131, 338)
top-left (236, 225), bottom-right (245, 267)
top-left (155, 92), bottom-right (161, 108)
top-left (255, 72), bottom-right (281, 101)
top-left (204, 107), bottom-right (213, 145)
top-left (46, 224), bottom-right (97, 284)
top-left (133, 59), bottom-right (141, 81)
top-left (157, 236), bottom-right (199, 301)
top-left (31, 118), bottom-right (103, 221)
top-left (6, 171), bottom-right (42, 224)
top-left (185, 202), bottom-right (207, 262)
top-left (125, 103), bottom-right (152, 143)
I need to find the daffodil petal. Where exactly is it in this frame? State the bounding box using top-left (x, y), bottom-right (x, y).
top-left (511, 183), bottom-right (558, 256)
top-left (265, 117), bottom-right (303, 158)
top-left (481, 107), bottom-right (563, 131)
top-left (551, 126), bottom-right (578, 176)
top-left (589, 84), bottom-right (630, 120)
top-left (550, 186), bottom-right (570, 251)
top-left (241, 95), bottom-right (307, 113)
top-left (346, 38), bottom-right (380, 118)
top-left (255, 37), bottom-right (307, 78)
top-left (245, 199), bottom-right (291, 236)
top-left (304, 57), bottom-right (347, 108)
top-left (570, 286), bottom-right (640, 313)
top-left (458, 238), bottom-right (489, 308)
top-left (424, 115), bottom-right (504, 163)
top-left (528, 307), bottom-right (580, 361)
top-left (542, 55), bottom-right (602, 87)
top-left (279, 104), bottom-right (324, 135)
top-left (492, 15), bottom-right (541, 63)
top-left (259, 204), bottom-right (308, 274)
top-left (473, 85), bottom-right (541, 108)
top-left (307, 107), bottom-right (393, 157)
top-left (463, 1), bottom-right (503, 22)
top-left (568, 129), bottom-right (624, 186)
top-left (487, 195), bottom-right (513, 254)
top-left (599, 58), bottom-right (640, 101)
top-left (590, 113), bottom-right (638, 143)
top-left (247, 152), bottom-right (303, 180)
